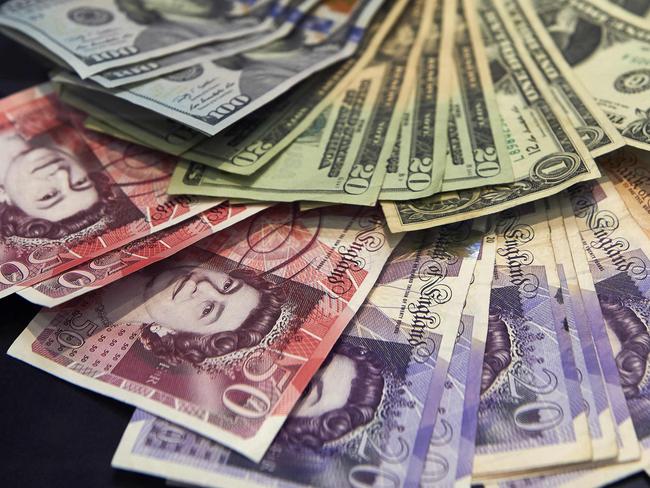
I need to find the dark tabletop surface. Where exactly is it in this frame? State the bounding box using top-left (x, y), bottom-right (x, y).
top-left (0, 26), bottom-right (649, 488)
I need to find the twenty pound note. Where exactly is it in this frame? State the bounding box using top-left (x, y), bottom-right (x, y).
top-left (111, 217), bottom-right (486, 488)
top-left (0, 84), bottom-right (215, 298)
top-left (8, 204), bottom-right (401, 462)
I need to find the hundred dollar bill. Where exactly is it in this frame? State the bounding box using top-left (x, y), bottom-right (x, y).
top-left (112, 218), bottom-right (485, 488)
top-left (421, 231), bottom-right (497, 488)
top-left (600, 148), bottom-right (650, 240)
top-left (380, 0), bottom-right (455, 199)
top-left (0, 84), bottom-right (217, 299)
top-left (168, 64), bottom-right (389, 206)
top-left (18, 202), bottom-right (267, 307)
top-left (547, 197), bottom-right (619, 461)
top-left (0, 0), bottom-right (279, 78)
top-left (8, 205), bottom-right (401, 462)
top-left (56, 83), bottom-right (205, 156)
top-left (178, 0), bottom-right (409, 175)
top-left (532, 0), bottom-right (650, 152)
top-left (438, 0), bottom-right (513, 193)
top-left (89, 0), bottom-right (319, 88)
top-left (473, 201), bottom-right (592, 478)
top-left (380, 0), bottom-right (600, 232)
top-left (502, 0), bottom-right (624, 158)
top-left (83, 116), bottom-right (158, 151)
top-left (56, 0), bottom-right (385, 136)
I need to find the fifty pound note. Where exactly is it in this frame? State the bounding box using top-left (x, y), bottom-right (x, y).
top-left (111, 218), bottom-right (486, 488)
top-left (0, 84), bottom-right (215, 298)
top-left (0, 0), bottom-right (277, 78)
top-left (19, 202), bottom-right (267, 307)
top-left (8, 205), bottom-right (401, 462)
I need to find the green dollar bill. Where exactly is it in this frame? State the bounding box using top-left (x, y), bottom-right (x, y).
top-left (381, 0), bottom-right (599, 232)
top-left (532, 0), bottom-right (650, 151)
top-left (380, 0), bottom-right (456, 199)
top-left (168, 64), bottom-right (389, 206)
top-left (502, 0), bottom-right (624, 157)
top-left (439, 0), bottom-right (514, 192)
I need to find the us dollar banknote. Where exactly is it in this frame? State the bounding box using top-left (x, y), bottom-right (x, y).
top-left (502, 0), bottom-right (624, 158)
top-left (472, 201), bottom-right (591, 478)
top-left (8, 205), bottom-right (401, 462)
top-left (439, 0), bottom-right (513, 193)
top-left (168, 65), bottom-right (390, 206)
top-left (56, 0), bottom-right (385, 137)
top-left (56, 83), bottom-right (206, 155)
top-left (380, 0), bottom-right (599, 232)
top-left (0, 0), bottom-right (278, 78)
top-left (179, 0), bottom-right (409, 175)
top-left (89, 0), bottom-right (319, 88)
top-left (109, 217), bottom-right (486, 488)
top-left (421, 231), bottom-right (497, 488)
top-left (18, 202), bottom-right (267, 307)
top-left (531, 0), bottom-right (650, 152)
top-left (379, 0), bottom-right (454, 200)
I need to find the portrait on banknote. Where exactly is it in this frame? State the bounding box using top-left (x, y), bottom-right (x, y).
top-left (0, 102), bottom-right (142, 245)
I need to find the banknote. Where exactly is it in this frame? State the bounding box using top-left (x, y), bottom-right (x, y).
top-left (547, 197), bottom-right (618, 461)
top-left (89, 0), bottom-right (319, 88)
top-left (18, 202), bottom-right (267, 307)
top-left (178, 0), bottom-right (409, 175)
top-left (472, 201), bottom-right (592, 478)
top-left (438, 0), bottom-right (513, 193)
top-left (600, 148), bottom-right (650, 239)
top-left (493, 177), bottom-right (650, 487)
top-left (608, 0), bottom-right (650, 18)
top-left (168, 64), bottom-right (389, 206)
top-left (8, 205), bottom-right (401, 462)
top-left (532, 0), bottom-right (650, 152)
top-left (559, 194), bottom-right (641, 464)
top-left (83, 116), bottom-right (158, 151)
top-left (421, 231), bottom-right (497, 488)
top-left (380, 0), bottom-right (600, 232)
top-left (112, 218), bottom-right (485, 488)
top-left (379, 0), bottom-right (454, 200)
top-left (58, 0), bottom-right (385, 137)
top-left (0, 0), bottom-right (278, 78)
top-left (502, 0), bottom-right (624, 158)
top-left (0, 83), bottom-right (216, 299)
top-left (56, 83), bottom-right (205, 156)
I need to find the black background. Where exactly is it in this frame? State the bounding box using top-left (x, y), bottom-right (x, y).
top-left (0, 24), bottom-right (649, 488)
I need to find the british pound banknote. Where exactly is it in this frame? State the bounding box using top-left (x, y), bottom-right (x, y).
top-left (8, 204), bottom-right (401, 462)
top-left (0, 0), bottom-right (278, 78)
top-left (111, 216), bottom-right (487, 488)
top-left (0, 83), bottom-right (216, 298)
top-left (421, 231), bottom-right (497, 488)
top-left (19, 201), bottom-right (267, 306)
top-left (472, 201), bottom-right (591, 478)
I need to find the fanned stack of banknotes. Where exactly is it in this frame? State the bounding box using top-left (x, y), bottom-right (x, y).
top-left (1, 0), bottom-right (650, 486)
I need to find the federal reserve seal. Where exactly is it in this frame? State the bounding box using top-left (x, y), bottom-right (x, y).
top-left (615, 70), bottom-right (650, 94)
top-left (67, 7), bottom-right (114, 26)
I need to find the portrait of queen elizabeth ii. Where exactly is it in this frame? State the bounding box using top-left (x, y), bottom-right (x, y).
top-left (0, 128), bottom-right (141, 243)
